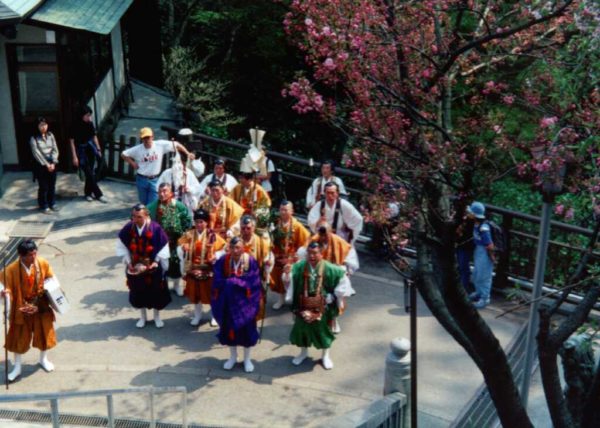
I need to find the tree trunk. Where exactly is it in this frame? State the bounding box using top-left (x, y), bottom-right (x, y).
top-left (415, 211), bottom-right (533, 427)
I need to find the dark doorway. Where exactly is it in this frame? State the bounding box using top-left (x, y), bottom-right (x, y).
top-left (122, 0), bottom-right (163, 87)
top-left (6, 44), bottom-right (63, 171)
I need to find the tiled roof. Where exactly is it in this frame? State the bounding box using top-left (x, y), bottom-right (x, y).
top-left (0, 0), bottom-right (44, 23)
top-left (2, 0), bottom-right (43, 16)
top-left (29, 0), bottom-right (134, 35)
top-left (0, 3), bottom-right (19, 23)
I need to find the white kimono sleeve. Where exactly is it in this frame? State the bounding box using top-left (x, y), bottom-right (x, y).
top-left (334, 274), bottom-right (353, 303)
top-left (156, 243), bottom-right (170, 271)
top-left (284, 272), bottom-right (294, 304)
top-left (307, 203), bottom-right (321, 233)
top-left (344, 247), bottom-right (360, 274)
top-left (306, 179), bottom-right (318, 209)
top-left (341, 200), bottom-right (364, 245)
top-left (335, 177), bottom-right (348, 197)
top-left (116, 239), bottom-right (131, 265)
top-left (263, 251), bottom-right (275, 275)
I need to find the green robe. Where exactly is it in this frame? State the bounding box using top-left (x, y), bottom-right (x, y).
top-left (147, 199), bottom-right (192, 277)
top-left (289, 260), bottom-right (345, 349)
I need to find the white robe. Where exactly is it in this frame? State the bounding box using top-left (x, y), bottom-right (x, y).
top-left (305, 176), bottom-right (348, 209)
top-left (307, 198), bottom-right (363, 246)
top-left (156, 167), bottom-right (202, 216)
top-left (198, 173), bottom-right (239, 196)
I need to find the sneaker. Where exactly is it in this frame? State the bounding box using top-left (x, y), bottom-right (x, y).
top-left (468, 292), bottom-right (480, 302)
top-left (474, 298), bottom-right (490, 309)
top-left (85, 196), bottom-right (93, 202)
top-left (40, 207), bottom-right (51, 214)
top-left (49, 206), bottom-right (59, 212)
top-left (97, 196), bottom-right (108, 204)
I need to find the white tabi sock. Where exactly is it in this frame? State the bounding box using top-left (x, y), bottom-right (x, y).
top-left (322, 349), bottom-right (334, 370)
top-left (172, 278), bottom-right (183, 297)
top-left (153, 309), bottom-right (164, 328)
top-left (292, 347), bottom-right (308, 366)
top-left (39, 351), bottom-right (55, 372)
top-left (8, 354), bottom-right (22, 382)
top-left (272, 293), bottom-right (285, 310)
top-left (331, 318), bottom-right (341, 334)
top-left (136, 308), bottom-right (147, 328)
top-left (224, 346), bottom-right (237, 370)
top-left (243, 347), bottom-right (254, 373)
top-left (190, 304), bottom-right (203, 326)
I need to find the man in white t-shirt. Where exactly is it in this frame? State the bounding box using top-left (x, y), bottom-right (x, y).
top-left (122, 127), bottom-right (195, 205)
top-left (198, 158), bottom-right (238, 196)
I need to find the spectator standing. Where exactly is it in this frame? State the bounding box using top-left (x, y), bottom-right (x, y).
top-left (198, 159), bottom-right (238, 196)
top-left (30, 117), bottom-right (59, 213)
top-left (305, 160), bottom-right (348, 209)
top-left (69, 106), bottom-right (106, 203)
top-left (466, 201), bottom-right (495, 309)
top-left (121, 127), bottom-right (195, 205)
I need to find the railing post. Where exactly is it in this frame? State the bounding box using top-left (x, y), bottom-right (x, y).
top-left (384, 337), bottom-right (411, 428)
top-left (117, 137), bottom-right (126, 178)
top-left (149, 389), bottom-right (156, 428)
top-left (495, 213), bottom-right (513, 289)
top-left (182, 388), bottom-right (188, 428)
top-left (127, 137), bottom-right (137, 180)
top-left (50, 398), bottom-right (60, 428)
top-left (107, 394), bottom-right (115, 428)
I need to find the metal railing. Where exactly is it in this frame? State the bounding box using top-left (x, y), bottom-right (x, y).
top-left (0, 386), bottom-right (188, 428)
top-left (103, 127), bottom-right (368, 212)
top-left (102, 129), bottom-right (599, 298)
top-left (314, 392), bottom-right (407, 428)
top-left (484, 204), bottom-right (599, 298)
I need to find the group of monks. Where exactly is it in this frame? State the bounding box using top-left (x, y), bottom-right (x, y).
top-left (0, 156), bottom-right (364, 383)
top-left (117, 159), bottom-right (364, 372)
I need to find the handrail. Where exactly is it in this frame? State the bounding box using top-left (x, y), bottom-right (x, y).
top-left (160, 125), bottom-right (364, 178)
top-left (0, 386), bottom-right (188, 428)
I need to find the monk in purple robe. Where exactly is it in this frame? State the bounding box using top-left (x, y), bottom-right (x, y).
top-left (116, 204), bottom-right (171, 328)
top-left (211, 237), bottom-right (261, 373)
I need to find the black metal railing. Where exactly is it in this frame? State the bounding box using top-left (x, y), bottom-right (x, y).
top-left (103, 130), bottom-right (599, 296)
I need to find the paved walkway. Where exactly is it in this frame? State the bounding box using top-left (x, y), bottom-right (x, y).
top-left (0, 172), bottom-right (550, 427)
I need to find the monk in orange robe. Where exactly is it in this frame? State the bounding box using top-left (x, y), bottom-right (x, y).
top-left (1, 240), bottom-right (57, 382)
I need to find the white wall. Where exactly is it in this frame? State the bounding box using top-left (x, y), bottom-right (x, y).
top-left (90, 70), bottom-right (115, 127)
top-left (0, 24), bottom-right (48, 165)
top-left (111, 22), bottom-right (125, 91)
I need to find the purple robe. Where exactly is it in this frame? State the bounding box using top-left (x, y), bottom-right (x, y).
top-left (211, 254), bottom-right (262, 347)
top-left (118, 220), bottom-right (172, 310)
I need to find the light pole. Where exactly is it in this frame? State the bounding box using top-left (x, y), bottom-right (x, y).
top-left (520, 138), bottom-right (567, 407)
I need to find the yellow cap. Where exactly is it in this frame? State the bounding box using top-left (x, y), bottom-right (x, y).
top-left (139, 127), bottom-right (153, 139)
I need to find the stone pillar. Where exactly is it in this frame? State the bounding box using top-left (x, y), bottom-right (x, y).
top-left (384, 337), bottom-right (411, 427)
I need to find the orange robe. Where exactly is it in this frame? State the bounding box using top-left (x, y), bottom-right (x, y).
top-left (242, 233), bottom-right (272, 320)
top-left (270, 217), bottom-right (310, 294)
top-left (1, 257), bottom-right (57, 354)
top-left (230, 183), bottom-right (271, 215)
top-left (198, 196), bottom-right (244, 238)
top-left (178, 229), bottom-right (227, 304)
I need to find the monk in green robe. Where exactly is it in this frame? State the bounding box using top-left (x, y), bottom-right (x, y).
top-left (283, 241), bottom-right (351, 370)
top-left (148, 183), bottom-right (192, 296)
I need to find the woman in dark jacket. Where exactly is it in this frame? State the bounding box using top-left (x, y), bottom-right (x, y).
top-left (30, 117), bottom-right (59, 213)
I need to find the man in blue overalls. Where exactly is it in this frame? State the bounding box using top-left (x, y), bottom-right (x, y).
top-left (467, 202), bottom-right (495, 309)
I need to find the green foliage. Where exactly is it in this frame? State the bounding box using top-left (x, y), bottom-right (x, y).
top-left (158, 0), bottom-right (344, 157)
top-left (163, 46), bottom-right (243, 137)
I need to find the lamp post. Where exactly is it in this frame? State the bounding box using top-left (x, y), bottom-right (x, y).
top-left (520, 136), bottom-right (567, 407)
